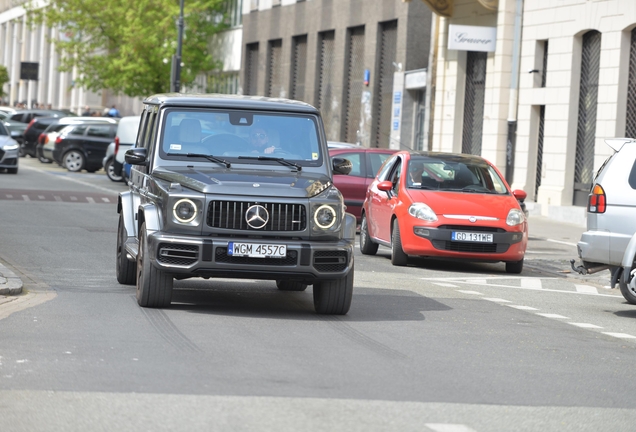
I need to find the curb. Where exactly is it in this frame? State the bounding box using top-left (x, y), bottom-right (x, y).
top-left (0, 263), bottom-right (23, 295)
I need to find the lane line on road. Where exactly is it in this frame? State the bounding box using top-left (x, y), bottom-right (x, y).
top-left (508, 305), bottom-right (539, 311)
top-left (575, 284), bottom-right (598, 294)
top-left (536, 313), bottom-right (569, 319)
top-left (425, 424), bottom-right (478, 432)
top-left (456, 290), bottom-right (483, 295)
top-left (483, 298), bottom-right (511, 303)
top-left (602, 332), bottom-right (636, 339)
top-left (547, 238), bottom-right (578, 247)
top-left (520, 278), bottom-right (543, 289)
top-left (569, 322), bottom-right (603, 329)
top-left (432, 282), bottom-right (459, 287)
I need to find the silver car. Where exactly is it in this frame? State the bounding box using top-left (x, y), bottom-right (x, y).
top-left (0, 121), bottom-right (19, 174)
top-left (572, 138), bottom-right (636, 303)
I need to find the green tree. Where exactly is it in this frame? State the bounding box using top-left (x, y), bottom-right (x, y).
top-left (26, 0), bottom-right (229, 97)
top-left (0, 65), bottom-right (8, 98)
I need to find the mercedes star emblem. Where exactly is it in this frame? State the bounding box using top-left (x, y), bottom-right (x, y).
top-left (246, 204), bottom-right (269, 229)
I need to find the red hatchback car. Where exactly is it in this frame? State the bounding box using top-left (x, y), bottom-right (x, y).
top-left (360, 151), bottom-right (528, 273)
top-left (329, 147), bottom-right (397, 223)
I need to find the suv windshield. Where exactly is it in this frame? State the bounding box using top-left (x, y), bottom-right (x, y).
top-left (407, 155), bottom-right (509, 194)
top-left (159, 109), bottom-right (322, 167)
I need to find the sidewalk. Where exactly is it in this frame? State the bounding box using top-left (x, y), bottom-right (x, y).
top-left (0, 262), bottom-right (23, 296)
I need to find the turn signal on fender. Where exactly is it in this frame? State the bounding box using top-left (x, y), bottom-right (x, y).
top-left (588, 184), bottom-right (606, 213)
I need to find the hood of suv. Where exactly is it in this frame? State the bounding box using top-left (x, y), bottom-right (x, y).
top-left (153, 166), bottom-right (332, 198)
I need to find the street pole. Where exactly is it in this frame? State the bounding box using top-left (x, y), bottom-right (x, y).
top-left (171, 0), bottom-right (185, 93)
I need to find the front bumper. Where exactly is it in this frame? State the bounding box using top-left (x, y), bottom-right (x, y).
top-left (144, 232), bottom-right (354, 282)
top-left (0, 147), bottom-right (19, 169)
top-left (403, 223), bottom-right (526, 262)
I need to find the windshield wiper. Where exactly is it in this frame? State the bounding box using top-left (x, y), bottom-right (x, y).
top-left (238, 156), bottom-right (302, 171)
top-left (167, 153), bottom-right (231, 168)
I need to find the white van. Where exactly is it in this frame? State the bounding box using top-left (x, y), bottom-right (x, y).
top-left (103, 116), bottom-right (141, 182)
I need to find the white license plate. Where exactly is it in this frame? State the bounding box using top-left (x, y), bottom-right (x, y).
top-left (228, 242), bottom-right (287, 258)
top-left (451, 232), bottom-right (493, 243)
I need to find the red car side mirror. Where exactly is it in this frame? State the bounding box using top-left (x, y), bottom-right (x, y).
top-left (512, 189), bottom-right (527, 201)
top-left (377, 180), bottom-right (393, 192)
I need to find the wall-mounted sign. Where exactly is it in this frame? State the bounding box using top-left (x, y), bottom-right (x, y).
top-left (405, 69), bottom-right (427, 90)
top-left (20, 62), bottom-right (39, 81)
top-left (448, 24), bottom-right (497, 53)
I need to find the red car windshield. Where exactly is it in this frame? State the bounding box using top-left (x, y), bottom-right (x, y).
top-left (406, 156), bottom-right (509, 195)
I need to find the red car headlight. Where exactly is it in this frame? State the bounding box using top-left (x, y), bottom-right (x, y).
top-left (408, 203), bottom-right (437, 222)
top-left (506, 208), bottom-right (525, 226)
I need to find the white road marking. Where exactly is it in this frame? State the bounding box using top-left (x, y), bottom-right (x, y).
top-left (569, 323), bottom-right (603, 329)
top-left (38, 195), bottom-right (45, 200)
top-left (471, 279), bottom-right (488, 285)
top-left (520, 278), bottom-right (542, 289)
top-left (547, 238), bottom-right (578, 247)
top-left (536, 313), bottom-right (569, 319)
top-left (54, 196), bottom-right (62, 202)
top-left (508, 305), bottom-right (539, 311)
top-left (602, 332), bottom-right (636, 339)
top-left (5, 194), bottom-right (12, 198)
top-left (575, 284), bottom-right (598, 294)
top-left (101, 197), bottom-right (110, 202)
top-left (425, 424), bottom-right (477, 432)
top-left (22, 195), bottom-right (30, 201)
top-left (86, 197), bottom-right (95, 204)
top-left (433, 282), bottom-right (459, 287)
top-left (456, 290), bottom-right (483, 295)
top-left (483, 298), bottom-right (511, 303)
top-left (70, 196), bottom-right (77, 201)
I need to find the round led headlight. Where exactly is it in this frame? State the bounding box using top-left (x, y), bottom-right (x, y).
top-left (314, 205), bottom-right (337, 229)
top-left (173, 199), bottom-right (197, 223)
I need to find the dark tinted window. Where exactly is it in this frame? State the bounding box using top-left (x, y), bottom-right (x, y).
top-left (0, 122), bottom-right (8, 136)
top-left (336, 152), bottom-right (363, 176)
top-left (10, 113), bottom-right (24, 122)
top-left (629, 157), bottom-right (636, 189)
top-left (68, 125), bottom-right (88, 135)
top-left (369, 153), bottom-right (393, 178)
top-left (87, 125), bottom-right (115, 138)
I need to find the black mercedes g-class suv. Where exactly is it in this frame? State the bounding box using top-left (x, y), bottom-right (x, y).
top-left (116, 94), bottom-right (356, 314)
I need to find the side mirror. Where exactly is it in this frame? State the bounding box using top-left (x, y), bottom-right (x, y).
top-left (332, 157), bottom-right (352, 175)
top-left (377, 180), bottom-right (393, 192)
top-left (125, 148), bottom-right (148, 166)
top-left (512, 189), bottom-right (527, 201)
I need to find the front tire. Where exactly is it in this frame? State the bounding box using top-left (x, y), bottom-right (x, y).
top-left (391, 219), bottom-right (409, 266)
top-left (505, 258), bottom-right (524, 274)
top-left (136, 222), bottom-right (173, 307)
top-left (619, 266), bottom-right (636, 305)
top-left (105, 158), bottom-right (123, 182)
top-left (313, 264), bottom-right (354, 315)
top-left (360, 213), bottom-right (378, 255)
top-left (116, 215), bottom-right (136, 285)
top-left (276, 280), bottom-right (308, 291)
top-left (63, 150), bottom-right (85, 172)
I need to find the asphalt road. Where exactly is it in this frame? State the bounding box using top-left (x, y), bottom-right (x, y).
top-left (1, 158), bottom-right (636, 432)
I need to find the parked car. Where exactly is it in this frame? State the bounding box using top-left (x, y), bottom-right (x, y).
top-left (329, 146), bottom-right (397, 223)
top-left (102, 115), bottom-right (141, 182)
top-left (38, 117), bottom-right (119, 163)
top-left (0, 121), bottom-right (19, 174)
top-left (327, 141), bottom-right (360, 149)
top-left (360, 150), bottom-right (528, 272)
top-left (116, 93), bottom-right (355, 314)
top-left (52, 121), bottom-right (119, 172)
top-left (7, 109), bottom-right (71, 124)
top-left (572, 138), bottom-right (636, 303)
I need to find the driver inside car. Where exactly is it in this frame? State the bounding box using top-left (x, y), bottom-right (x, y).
top-left (249, 127), bottom-right (276, 154)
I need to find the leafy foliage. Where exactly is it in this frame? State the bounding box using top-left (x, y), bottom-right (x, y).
top-left (0, 65), bottom-right (8, 98)
top-left (26, 0), bottom-right (229, 97)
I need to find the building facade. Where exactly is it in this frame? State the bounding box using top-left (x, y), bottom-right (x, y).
top-left (0, 0), bottom-right (244, 115)
top-left (241, 0), bottom-right (432, 149)
top-left (426, 0), bottom-right (636, 223)
top-left (513, 0), bottom-right (636, 222)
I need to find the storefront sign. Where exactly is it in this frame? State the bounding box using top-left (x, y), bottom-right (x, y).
top-left (448, 25), bottom-right (497, 53)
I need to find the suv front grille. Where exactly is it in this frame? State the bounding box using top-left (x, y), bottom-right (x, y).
top-left (313, 251), bottom-right (348, 272)
top-left (215, 247), bottom-right (298, 266)
top-left (157, 243), bottom-right (199, 266)
top-left (207, 201), bottom-right (307, 231)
